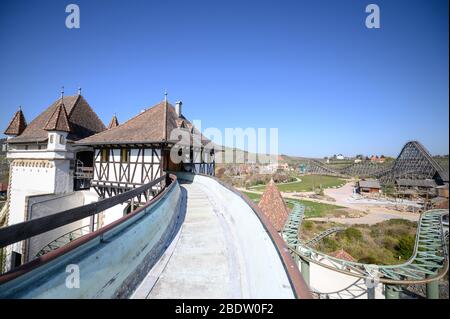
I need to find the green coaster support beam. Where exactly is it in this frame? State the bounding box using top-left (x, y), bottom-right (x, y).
top-left (385, 284), bottom-right (400, 299)
top-left (426, 279), bottom-right (439, 299)
top-left (300, 257), bottom-right (310, 286)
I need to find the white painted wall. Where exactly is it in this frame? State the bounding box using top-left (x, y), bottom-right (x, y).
top-left (94, 148), bottom-right (161, 185)
top-left (308, 259), bottom-right (384, 299)
top-left (25, 192), bottom-right (87, 261)
top-left (102, 203), bottom-right (128, 226)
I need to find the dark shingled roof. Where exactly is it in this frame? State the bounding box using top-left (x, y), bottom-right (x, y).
top-left (258, 179), bottom-right (289, 232)
top-left (107, 115), bottom-right (119, 129)
top-left (4, 108), bottom-right (27, 136)
top-left (44, 102), bottom-right (71, 132)
top-left (358, 179), bottom-right (381, 189)
top-left (77, 100), bottom-right (211, 146)
top-left (7, 95), bottom-right (106, 143)
top-left (395, 179), bottom-right (437, 188)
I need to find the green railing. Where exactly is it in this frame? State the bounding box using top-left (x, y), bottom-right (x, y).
top-left (283, 201), bottom-right (449, 285)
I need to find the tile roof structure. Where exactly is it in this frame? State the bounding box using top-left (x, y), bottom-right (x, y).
top-left (44, 103), bottom-right (71, 132)
top-left (4, 108), bottom-right (27, 136)
top-left (6, 95), bottom-right (105, 143)
top-left (257, 179), bottom-right (289, 232)
top-left (107, 115), bottom-right (119, 129)
top-left (329, 249), bottom-right (356, 262)
top-left (77, 100), bottom-right (211, 147)
top-left (358, 179), bottom-right (381, 189)
top-left (395, 179), bottom-right (437, 188)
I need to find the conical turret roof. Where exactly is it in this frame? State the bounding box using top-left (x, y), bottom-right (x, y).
top-left (257, 179), bottom-right (289, 232)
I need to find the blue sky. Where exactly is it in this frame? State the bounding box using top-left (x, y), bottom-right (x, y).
top-left (0, 0), bottom-right (448, 157)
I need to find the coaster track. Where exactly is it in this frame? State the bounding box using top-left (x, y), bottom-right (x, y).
top-left (304, 227), bottom-right (345, 247)
top-left (304, 141), bottom-right (449, 184)
top-left (282, 201), bottom-right (449, 285)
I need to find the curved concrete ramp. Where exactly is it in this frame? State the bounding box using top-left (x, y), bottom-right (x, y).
top-left (0, 174), bottom-right (308, 299)
top-left (134, 173), bottom-right (296, 299)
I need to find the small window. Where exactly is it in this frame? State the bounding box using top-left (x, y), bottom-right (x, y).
top-left (120, 149), bottom-right (129, 162)
top-left (49, 135), bottom-right (54, 144)
top-left (101, 149), bottom-right (110, 162)
top-left (59, 135), bottom-right (65, 144)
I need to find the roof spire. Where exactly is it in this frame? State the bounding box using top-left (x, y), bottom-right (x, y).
top-left (164, 90), bottom-right (168, 103)
top-left (78, 87), bottom-right (82, 95)
top-left (60, 86), bottom-right (64, 102)
top-left (4, 107), bottom-right (27, 136)
top-left (108, 114), bottom-right (119, 129)
top-left (44, 102), bottom-right (71, 132)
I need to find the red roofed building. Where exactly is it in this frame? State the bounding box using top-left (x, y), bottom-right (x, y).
top-left (329, 249), bottom-right (356, 262)
top-left (257, 179), bottom-right (289, 232)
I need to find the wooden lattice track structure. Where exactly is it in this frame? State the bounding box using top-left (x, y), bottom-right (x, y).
top-left (305, 141), bottom-right (449, 185)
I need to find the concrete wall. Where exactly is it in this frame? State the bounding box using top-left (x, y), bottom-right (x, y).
top-left (0, 180), bottom-right (182, 298)
top-left (4, 159), bottom-right (74, 270)
top-left (309, 261), bottom-right (384, 299)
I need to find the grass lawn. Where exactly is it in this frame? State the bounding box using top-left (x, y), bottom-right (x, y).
top-left (249, 175), bottom-right (346, 192)
top-left (241, 191), bottom-right (343, 218)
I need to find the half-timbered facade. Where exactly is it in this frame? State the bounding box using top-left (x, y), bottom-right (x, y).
top-left (76, 98), bottom-right (216, 225)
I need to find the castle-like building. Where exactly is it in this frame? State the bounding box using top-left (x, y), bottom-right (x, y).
top-left (2, 91), bottom-right (215, 271)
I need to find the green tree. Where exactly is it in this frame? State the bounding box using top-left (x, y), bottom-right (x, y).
top-left (396, 235), bottom-right (415, 260)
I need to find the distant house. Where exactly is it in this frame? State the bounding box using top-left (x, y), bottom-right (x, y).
top-left (357, 179), bottom-right (381, 194)
top-left (336, 154), bottom-right (344, 160)
top-left (259, 163), bottom-right (278, 174)
top-left (395, 179), bottom-right (437, 196)
top-left (354, 158), bottom-right (362, 163)
top-left (329, 249), bottom-right (356, 262)
top-left (370, 155), bottom-right (385, 163)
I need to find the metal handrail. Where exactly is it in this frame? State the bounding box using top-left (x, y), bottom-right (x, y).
top-left (0, 174), bottom-right (168, 248)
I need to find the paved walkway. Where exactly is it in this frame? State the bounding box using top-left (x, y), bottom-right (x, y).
top-left (141, 182), bottom-right (239, 299)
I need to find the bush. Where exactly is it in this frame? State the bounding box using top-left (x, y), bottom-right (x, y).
top-left (303, 220), bottom-right (314, 230)
top-left (382, 237), bottom-right (397, 251)
top-left (396, 235), bottom-right (415, 260)
top-left (358, 256), bottom-right (379, 264)
top-left (321, 237), bottom-right (340, 252)
top-left (343, 227), bottom-right (363, 241)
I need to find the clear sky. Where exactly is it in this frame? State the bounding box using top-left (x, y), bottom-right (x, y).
top-left (0, 0), bottom-right (448, 158)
